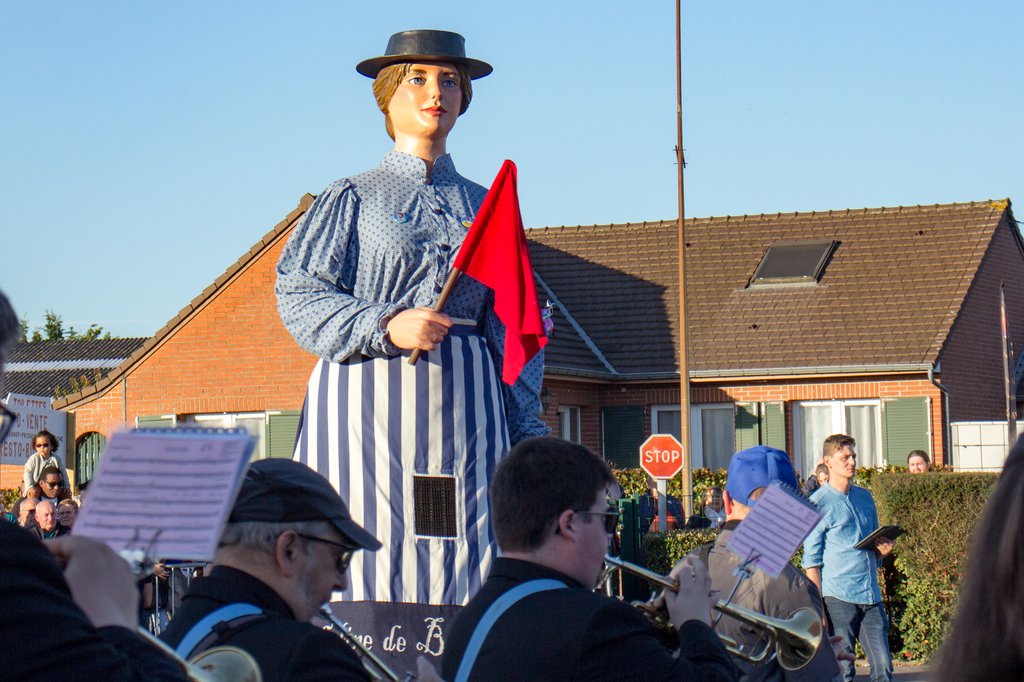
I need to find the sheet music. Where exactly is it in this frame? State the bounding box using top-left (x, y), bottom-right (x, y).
top-left (726, 481), bottom-right (822, 577)
top-left (73, 428), bottom-right (253, 561)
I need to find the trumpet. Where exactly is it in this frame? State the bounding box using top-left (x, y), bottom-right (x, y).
top-left (137, 627), bottom-right (262, 681)
top-left (318, 605), bottom-right (409, 682)
top-left (602, 556), bottom-right (822, 671)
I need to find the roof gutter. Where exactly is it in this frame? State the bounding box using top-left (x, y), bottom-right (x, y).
top-left (929, 363), bottom-right (952, 466)
top-left (689, 363), bottom-right (933, 380)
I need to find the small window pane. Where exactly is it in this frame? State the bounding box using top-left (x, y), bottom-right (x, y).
top-left (846, 405), bottom-right (880, 468)
top-left (653, 409), bottom-right (682, 441)
top-left (700, 408), bottom-right (734, 471)
top-left (557, 406), bottom-right (581, 444)
top-left (750, 241), bottom-right (835, 285)
top-left (800, 405), bottom-right (833, 476)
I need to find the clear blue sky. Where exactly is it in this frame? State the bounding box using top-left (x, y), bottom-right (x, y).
top-left (2, 1), bottom-right (1021, 338)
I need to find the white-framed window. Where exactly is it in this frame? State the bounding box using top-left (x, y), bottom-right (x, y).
top-left (556, 406), bottom-right (582, 443)
top-left (793, 400), bottom-right (882, 476)
top-left (652, 403), bottom-right (735, 471)
top-left (184, 412), bottom-right (267, 461)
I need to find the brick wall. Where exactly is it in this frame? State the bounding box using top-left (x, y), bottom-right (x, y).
top-left (938, 218), bottom-right (1024, 422)
top-left (543, 373), bottom-right (946, 465)
top-left (67, 226), bottom-right (317, 442)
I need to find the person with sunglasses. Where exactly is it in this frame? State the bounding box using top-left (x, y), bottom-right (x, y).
top-left (22, 429), bottom-right (70, 497)
top-left (442, 437), bottom-right (738, 682)
top-left (0, 289), bottom-right (189, 681)
top-left (159, 458), bottom-right (383, 681)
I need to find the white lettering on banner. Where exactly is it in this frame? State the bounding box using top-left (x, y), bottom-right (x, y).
top-left (383, 625), bottom-right (407, 652)
top-left (1, 393), bottom-right (67, 467)
top-left (336, 618), bottom-right (445, 656)
top-left (416, 617), bottom-right (446, 656)
top-left (341, 621), bottom-right (374, 649)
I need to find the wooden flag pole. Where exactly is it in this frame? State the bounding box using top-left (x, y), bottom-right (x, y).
top-left (407, 267), bottom-right (463, 366)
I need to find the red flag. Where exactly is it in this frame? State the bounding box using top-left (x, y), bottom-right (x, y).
top-left (454, 160), bottom-right (547, 384)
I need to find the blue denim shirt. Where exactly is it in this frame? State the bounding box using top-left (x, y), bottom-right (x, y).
top-left (801, 482), bottom-right (882, 605)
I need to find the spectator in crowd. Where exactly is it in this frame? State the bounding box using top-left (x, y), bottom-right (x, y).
top-left (23, 429), bottom-right (70, 495)
top-left (803, 434), bottom-right (894, 682)
top-left (0, 288), bottom-right (189, 680)
top-left (637, 473), bottom-right (685, 531)
top-left (18, 496), bottom-right (38, 528)
top-left (686, 486), bottom-right (726, 529)
top-left (441, 437), bottom-right (738, 681)
top-left (57, 499), bottom-right (79, 529)
top-left (804, 463), bottom-right (830, 495)
top-left (37, 469), bottom-right (70, 508)
top-left (33, 500), bottom-right (69, 540)
top-left (706, 445), bottom-right (842, 681)
top-left (160, 458), bottom-right (383, 681)
top-left (907, 450), bottom-right (930, 474)
top-left (934, 435), bottom-right (1024, 681)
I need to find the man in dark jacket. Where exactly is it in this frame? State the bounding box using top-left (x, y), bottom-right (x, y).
top-left (441, 437), bottom-right (738, 682)
top-left (160, 458), bottom-right (383, 681)
top-left (0, 287), bottom-right (187, 681)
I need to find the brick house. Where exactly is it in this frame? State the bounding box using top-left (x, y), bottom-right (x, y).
top-left (531, 199), bottom-right (1024, 475)
top-left (32, 197), bottom-right (1022, 487)
top-left (1, 337), bottom-right (146, 489)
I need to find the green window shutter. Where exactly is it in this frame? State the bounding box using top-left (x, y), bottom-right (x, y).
top-left (735, 403), bottom-right (759, 451)
top-left (882, 397), bottom-right (930, 465)
top-left (137, 415), bottom-right (174, 428)
top-left (602, 406), bottom-right (645, 468)
top-left (267, 411), bottom-right (302, 459)
top-left (74, 432), bottom-right (106, 485)
top-left (761, 402), bottom-right (786, 451)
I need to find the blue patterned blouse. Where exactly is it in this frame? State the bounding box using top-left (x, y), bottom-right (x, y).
top-left (275, 150), bottom-right (548, 443)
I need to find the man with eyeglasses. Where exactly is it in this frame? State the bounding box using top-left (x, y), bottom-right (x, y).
top-left (37, 469), bottom-right (68, 508)
top-left (159, 458), bottom-right (382, 681)
top-left (0, 289), bottom-right (188, 681)
top-left (441, 437), bottom-right (738, 681)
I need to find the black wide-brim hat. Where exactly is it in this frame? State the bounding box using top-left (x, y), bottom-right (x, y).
top-left (356, 29), bottom-right (492, 80)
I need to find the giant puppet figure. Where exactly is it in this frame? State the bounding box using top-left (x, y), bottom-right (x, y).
top-left (275, 28), bottom-right (548, 649)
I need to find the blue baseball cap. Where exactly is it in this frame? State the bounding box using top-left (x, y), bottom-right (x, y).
top-left (726, 446), bottom-right (799, 506)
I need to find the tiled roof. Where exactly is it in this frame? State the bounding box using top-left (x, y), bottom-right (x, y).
top-left (49, 196), bottom-right (1018, 407)
top-left (4, 338), bottom-right (148, 399)
top-left (530, 200), bottom-right (1017, 378)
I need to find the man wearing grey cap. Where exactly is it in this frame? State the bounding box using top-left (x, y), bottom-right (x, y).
top-left (160, 459), bottom-right (381, 681)
top-left (702, 446), bottom-right (842, 682)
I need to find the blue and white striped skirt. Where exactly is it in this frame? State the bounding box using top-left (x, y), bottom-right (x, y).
top-left (294, 328), bottom-right (510, 605)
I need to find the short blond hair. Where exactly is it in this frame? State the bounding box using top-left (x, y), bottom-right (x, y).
top-left (372, 62), bottom-right (473, 140)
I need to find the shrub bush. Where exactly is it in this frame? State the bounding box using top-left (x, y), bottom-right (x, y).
top-left (624, 467), bottom-right (996, 662)
top-left (613, 467), bottom-right (728, 515)
top-left (869, 471), bottom-right (996, 660)
top-left (1, 487), bottom-right (20, 509)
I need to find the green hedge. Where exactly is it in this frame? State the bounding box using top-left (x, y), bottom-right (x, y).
top-left (614, 467), bottom-right (728, 514)
top-left (870, 471), bottom-right (996, 660)
top-left (618, 467), bottom-right (997, 663)
top-left (1, 487), bottom-right (19, 509)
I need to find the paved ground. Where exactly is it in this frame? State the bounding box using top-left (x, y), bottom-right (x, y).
top-left (858, 663), bottom-right (931, 680)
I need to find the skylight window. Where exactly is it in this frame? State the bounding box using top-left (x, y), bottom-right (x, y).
top-left (749, 240), bottom-right (836, 286)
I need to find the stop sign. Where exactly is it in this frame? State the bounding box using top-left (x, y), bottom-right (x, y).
top-left (639, 434), bottom-right (685, 479)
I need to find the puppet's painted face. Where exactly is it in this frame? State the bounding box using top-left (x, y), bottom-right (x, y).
top-left (387, 62), bottom-right (462, 142)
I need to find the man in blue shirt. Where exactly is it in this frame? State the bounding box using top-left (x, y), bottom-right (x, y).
top-left (802, 434), bottom-right (894, 682)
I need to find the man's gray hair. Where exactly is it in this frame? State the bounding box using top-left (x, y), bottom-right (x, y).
top-left (0, 290), bottom-right (17, 368)
top-left (219, 519), bottom-right (334, 552)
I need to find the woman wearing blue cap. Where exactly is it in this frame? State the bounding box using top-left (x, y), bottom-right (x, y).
top-left (275, 30), bottom-right (548, 618)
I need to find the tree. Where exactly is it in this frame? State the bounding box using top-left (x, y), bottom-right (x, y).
top-left (24, 311), bottom-right (112, 343)
top-left (42, 310), bottom-right (65, 341)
